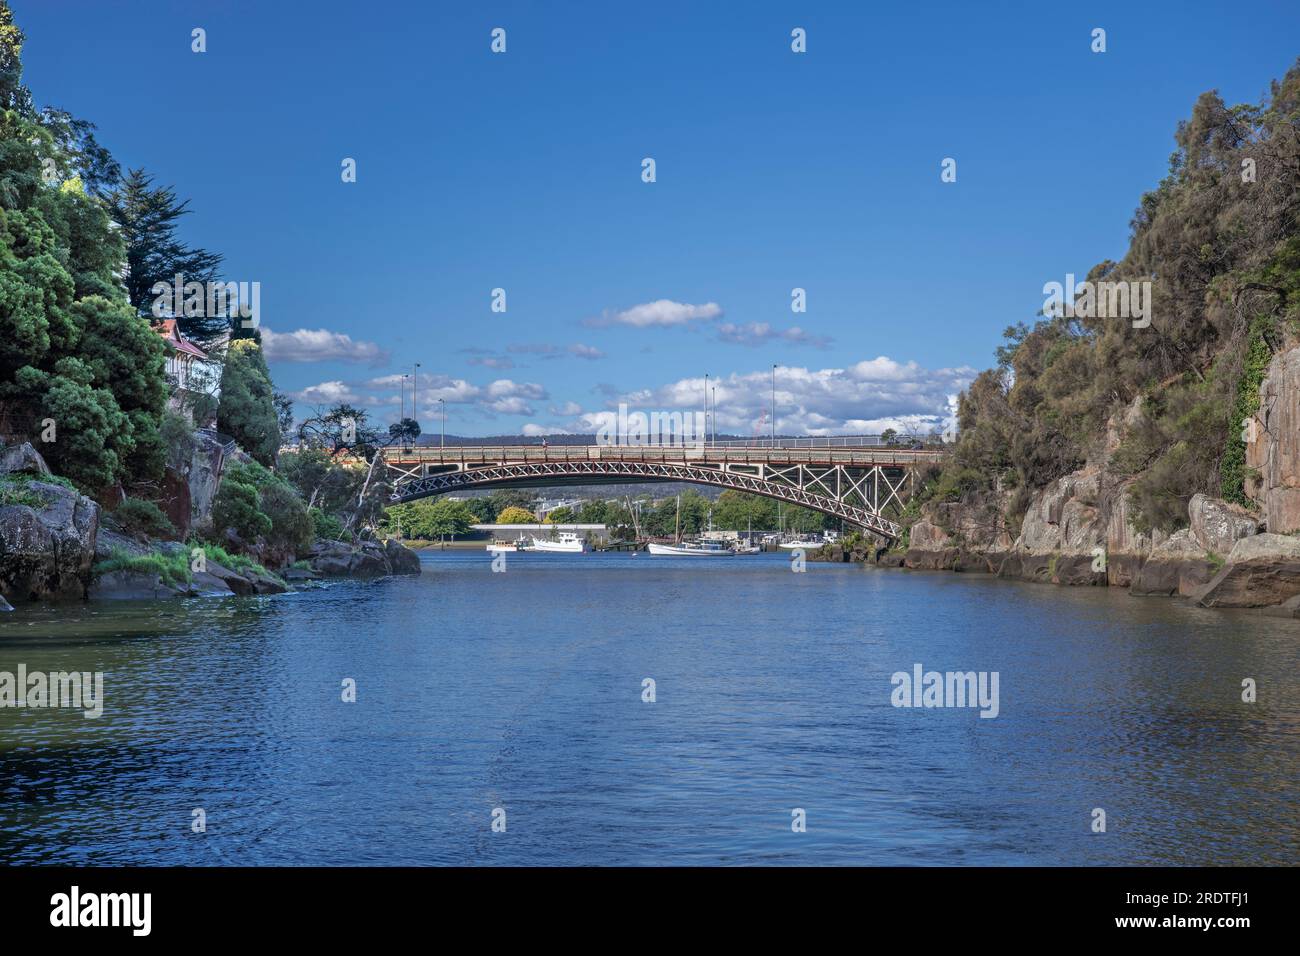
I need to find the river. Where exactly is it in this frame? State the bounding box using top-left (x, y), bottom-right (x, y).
top-left (1, 550), bottom-right (1296, 865)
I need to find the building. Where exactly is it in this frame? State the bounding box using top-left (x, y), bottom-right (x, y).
top-left (153, 320), bottom-right (220, 418)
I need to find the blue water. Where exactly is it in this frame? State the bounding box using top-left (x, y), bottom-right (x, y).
top-left (1, 550), bottom-right (1297, 865)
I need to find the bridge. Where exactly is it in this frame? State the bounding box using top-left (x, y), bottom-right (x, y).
top-left (378, 437), bottom-right (945, 540)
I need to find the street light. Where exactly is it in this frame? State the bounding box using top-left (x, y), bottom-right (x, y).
top-left (412, 362), bottom-right (421, 426)
top-left (704, 373), bottom-right (709, 449)
top-left (771, 364), bottom-right (776, 445)
top-left (711, 385), bottom-right (716, 446)
top-left (437, 398), bottom-right (445, 449)
top-left (401, 373), bottom-right (409, 422)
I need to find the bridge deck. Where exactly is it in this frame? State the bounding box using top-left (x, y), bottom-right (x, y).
top-left (380, 444), bottom-right (944, 468)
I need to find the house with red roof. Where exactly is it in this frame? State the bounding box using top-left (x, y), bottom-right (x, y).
top-left (153, 320), bottom-right (221, 419)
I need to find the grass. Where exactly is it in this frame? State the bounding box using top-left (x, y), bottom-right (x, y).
top-left (190, 541), bottom-right (285, 585)
top-left (0, 472), bottom-right (78, 507)
top-left (93, 547), bottom-right (193, 587)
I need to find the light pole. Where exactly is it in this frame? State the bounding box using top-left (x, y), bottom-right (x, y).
top-left (438, 398), bottom-right (445, 448)
top-left (711, 385), bottom-right (716, 446)
top-left (401, 374), bottom-right (409, 423)
top-left (703, 373), bottom-right (709, 449)
top-left (771, 364), bottom-right (776, 445)
top-left (412, 362), bottom-right (421, 426)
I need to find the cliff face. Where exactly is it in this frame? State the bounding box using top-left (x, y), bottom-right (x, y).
top-left (903, 346), bottom-right (1300, 610)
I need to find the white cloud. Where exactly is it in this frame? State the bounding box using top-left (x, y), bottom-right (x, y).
top-left (716, 322), bottom-right (831, 348)
top-left (568, 343), bottom-right (605, 360)
top-left (262, 327), bottom-right (389, 365)
top-left (289, 380), bottom-right (361, 405)
top-left (589, 299), bottom-right (723, 328)
top-left (584, 359), bottom-right (976, 437)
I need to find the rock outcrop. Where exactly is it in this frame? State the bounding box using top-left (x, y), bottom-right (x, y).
top-left (1188, 493), bottom-right (1259, 556)
top-left (308, 538), bottom-right (422, 578)
top-left (1196, 534), bottom-right (1300, 608)
top-left (1247, 345), bottom-right (1300, 534)
top-left (1, 443), bottom-right (99, 603)
top-left (1130, 530), bottom-right (1217, 597)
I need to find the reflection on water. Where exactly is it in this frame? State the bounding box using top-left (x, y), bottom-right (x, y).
top-left (1, 551), bottom-right (1297, 865)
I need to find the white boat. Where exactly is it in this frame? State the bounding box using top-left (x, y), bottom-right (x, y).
top-left (523, 531), bottom-right (585, 553)
top-left (731, 543), bottom-right (761, 554)
top-left (648, 540), bottom-right (732, 556)
top-left (779, 540), bottom-right (821, 550)
top-left (486, 540), bottom-right (519, 552)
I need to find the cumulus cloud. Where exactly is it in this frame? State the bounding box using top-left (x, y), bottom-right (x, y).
top-left (588, 299), bottom-right (723, 328)
top-left (289, 380), bottom-right (361, 405)
top-left (567, 343), bottom-right (605, 360)
top-left (579, 358), bottom-right (976, 437)
top-left (262, 327), bottom-right (389, 365)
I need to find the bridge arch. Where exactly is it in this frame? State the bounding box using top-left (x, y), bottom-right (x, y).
top-left (387, 459), bottom-right (906, 540)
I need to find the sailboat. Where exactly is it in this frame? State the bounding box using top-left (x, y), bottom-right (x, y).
top-left (647, 494), bottom-right (732, 556)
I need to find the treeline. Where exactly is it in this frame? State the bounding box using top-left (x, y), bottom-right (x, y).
top-left (934, 61), bottom-right (1300, 534)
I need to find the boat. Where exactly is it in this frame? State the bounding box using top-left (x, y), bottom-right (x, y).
top-left (522, 531), bottom-right (585, 553)
top-left (486, 540), bottom-right (519, 552)
top-left (731, 542), bottom-right (761, 554)
top-left (779, 539), bottom-right (821, 550)
top-left (647, 540), bottom-right (733, 556)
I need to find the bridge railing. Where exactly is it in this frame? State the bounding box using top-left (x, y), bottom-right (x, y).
top-left (379, 443), bottom-right (944, 465)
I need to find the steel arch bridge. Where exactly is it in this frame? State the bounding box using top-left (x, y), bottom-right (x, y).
top-left (377, 441), bottom-right (943, 541)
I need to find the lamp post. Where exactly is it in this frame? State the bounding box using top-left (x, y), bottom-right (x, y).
top-left (412, 362), bottom-right (421, 427)
top-left (401, 374), bottom-right (409, 422)
top-left (711, 385), bottom-right (716, 446)
top-left (438, 398), bottom-right (445, 448)
top-left (771, 364), bottom-right (776, 445)
top-left (703, 373), bottom-right (709, 449)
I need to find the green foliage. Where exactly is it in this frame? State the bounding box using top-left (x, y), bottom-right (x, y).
top-left (211, 475), bottom-right (271, 542)
top-left (0, 473), bottom-right (44, 506)
top-left (495, 505), bottom-right (537, 524)
top-left (936, 63), bottom-right (1300, 535)
top-left (258, 480), bottom-right (313, 553)
top-left (93, 547), bottom-right (191, 586)
top-left (114, 496), bottom-right (176, 539)
top-left (1221, 316), bottom-right (1276, 505)
top-left (382, 498), bottom-right (475, 539)
top-left (217, 339), bottom-right (280, 466)
top-left (544, 505), bottom-right (575, 524)
top-left (309, 507), bottom-right (345, 541)
top-left (105, 168), bottom-right (224, 341)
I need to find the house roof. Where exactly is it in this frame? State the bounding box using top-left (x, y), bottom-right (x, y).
top-left (153, 319), bottom-right (209, 360)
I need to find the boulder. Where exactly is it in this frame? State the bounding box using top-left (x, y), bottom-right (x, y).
top-left (307, 537), bottom-right (418, 578)
top-left (1188, 494), bottom-right (1258, 557)
top-left (382, 539), bottom-right (422, 574)
top-left (1130, 530), bottom-right (1216, 597)
top-left (908, 518), bottom-right (953, 551)
top-left (1196, 533), bottom-right (1300, 608)
top-left (0, 441), bottom-right (51, 477)
top-left (87, 570), bottom-right (187, 601)
top-left (0, 477), bottom-right (99, 603)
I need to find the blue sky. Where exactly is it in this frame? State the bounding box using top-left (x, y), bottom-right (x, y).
top-left (17, 0), bottom-right (1300, 436)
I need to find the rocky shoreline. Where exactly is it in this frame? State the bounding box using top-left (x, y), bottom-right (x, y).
top-left (1, 441), bottom-right (420, 609)
top-left (814, 343), bottom-right (1300, 619)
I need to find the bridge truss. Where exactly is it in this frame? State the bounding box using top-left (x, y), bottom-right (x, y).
top-left (379, 448), bottom-right (934, 540)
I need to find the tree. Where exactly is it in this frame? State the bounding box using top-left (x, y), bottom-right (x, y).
top-left (274, 391), bottom-right (295, 439)
top-left (464, 496), bottom-right (497, 523)
top-left (105, 168), bottom-right (225, 342)
top-left (489, 489), bottom-right (538, 513)
top-left (880, 428), bottom-right (898, 446)
top-left (388, 417), bottom-right (421, 446)
top-left (217, 338), bottom-right (280, 465)
top-left (297, 403), bottom-right (382, 459)
top-left (496, 506), bottom-right (537, 524)
top-left (545, 505), bottom-right (575, 524)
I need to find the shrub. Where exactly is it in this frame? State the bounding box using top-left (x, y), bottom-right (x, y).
top-left (259, 480), bottom-right (313, 553)
top-left (310, 507), bottom-right (345, 540)
top-left (496, 506), bottom-right (537, 524)
top-left (114, 496), bottom-right (176, 539)
top-left (211, 477), bottom-right (271, 542)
